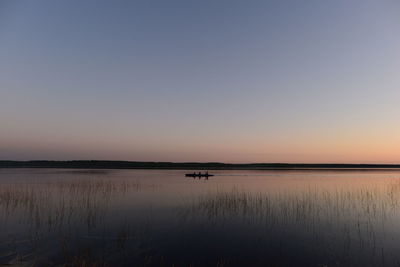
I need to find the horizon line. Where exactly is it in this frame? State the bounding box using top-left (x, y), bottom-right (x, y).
top-left (1, 160), bottom-right (400, 170)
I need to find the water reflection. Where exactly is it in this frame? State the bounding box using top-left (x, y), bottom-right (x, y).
top-left (1, 169), bottom-right (400, 266)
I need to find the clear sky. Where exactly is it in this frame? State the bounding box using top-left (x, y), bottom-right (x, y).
top-left (1, 0), bottom-right (399, 163)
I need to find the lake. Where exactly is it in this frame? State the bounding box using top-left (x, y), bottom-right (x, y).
top-left (1, 168), bottom-right (400, 266)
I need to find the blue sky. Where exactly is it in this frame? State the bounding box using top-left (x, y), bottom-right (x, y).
top-left (1, 0), bottom-right (400, 163)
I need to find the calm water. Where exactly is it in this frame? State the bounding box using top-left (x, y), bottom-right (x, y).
top-left (1, 169), bottom-right (400, 266)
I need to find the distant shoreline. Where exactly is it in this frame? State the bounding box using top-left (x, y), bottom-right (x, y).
top-left (1, 160), bottom-right (400, 170)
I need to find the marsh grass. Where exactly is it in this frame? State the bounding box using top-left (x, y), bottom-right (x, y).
top-left (0, 178), bottom-right (145, 228)
top-left (0, 178), bottom-right (155, 266)
top-left (177, 180), bottom-right (400, 266)
top-left (183, 182), bottom-right (400, 223)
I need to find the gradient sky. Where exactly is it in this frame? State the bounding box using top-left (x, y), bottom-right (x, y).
top-left (1, 0), bottom-right (400, 163)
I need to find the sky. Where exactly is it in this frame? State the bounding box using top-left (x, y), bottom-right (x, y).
top-left (1, 0), bottom-right (400, 163)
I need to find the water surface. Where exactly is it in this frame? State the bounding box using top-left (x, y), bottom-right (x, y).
top-left (1, 169), bottom-right (400, 266)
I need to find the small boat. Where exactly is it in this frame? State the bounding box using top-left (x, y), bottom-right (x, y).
top-left (185, 172), bottom-right (214, 177)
